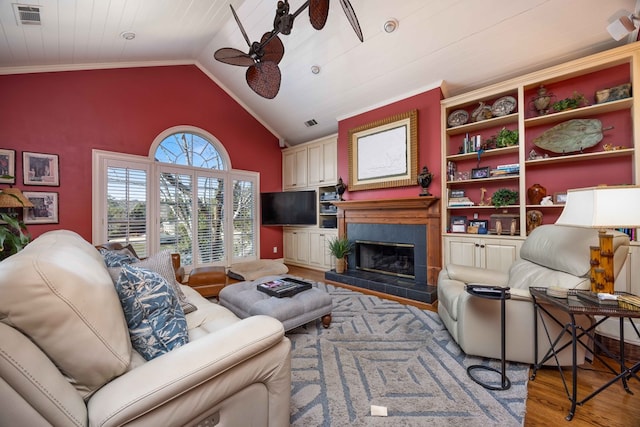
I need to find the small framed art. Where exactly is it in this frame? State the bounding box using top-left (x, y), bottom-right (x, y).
top-left (553, 192), bottom-right (568, 204)
top-left (23, 152), bottom-right (59, 186)
top-left (24, 191), bottom-right (59, 224)
top-left (450, 215), bottom-right (467, 233)
top-left (471, 167), bottom-right (490, 179)
top-left (0, 149), bottom-right (16, 184)
top-left (468, 219), bottom-right (489, 234)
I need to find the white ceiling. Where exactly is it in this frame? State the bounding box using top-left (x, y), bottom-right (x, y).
top-left (0, 0), bottom-right (638, 145)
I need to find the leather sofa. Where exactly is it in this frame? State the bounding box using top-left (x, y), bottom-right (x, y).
top-left (437, 225), bottom-right (630, 365)
top-left (0, 230), bottom-right (291, 427)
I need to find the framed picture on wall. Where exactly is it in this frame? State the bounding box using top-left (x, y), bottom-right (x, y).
top-left (23, 152), bottom-right (59, 186)
top-left (24, 191), bottom-right (58, 224)
top-left (0, 149), bottom-right (16, 184)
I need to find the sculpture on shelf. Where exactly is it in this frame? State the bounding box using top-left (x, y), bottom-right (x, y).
top-left (526, 210), bottom-right (543, 234)
top-left (529, 85), bottom-right (556, 116)
top-left (479, 187), bottom-right (489, 206)
top-left (335, 177), bottom-right (347, 201)
top-left (417, 166), bottom-right (433, 196)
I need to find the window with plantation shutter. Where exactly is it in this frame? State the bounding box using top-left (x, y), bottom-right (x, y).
top-left (101, 161), bottom-right (149, 258)
top-left (232, 178), bottom-right (256, 259)
top-left (93, 126), bottom-right (259, 271)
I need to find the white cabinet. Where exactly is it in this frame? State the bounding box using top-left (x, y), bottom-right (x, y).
top-left (283, 228), bottom-right (310, 265)
top-left (308, 137), bottom-right (337, 186)
top-left (283, 148), bottom-right (307, 190)
top-left (443, 235), bottom-right (523, 273)
top-left (309, 229), bottom-right (337, 270)
top-left (282, 135), bottom-right (337, 190)
top-left (285, 228), bottom-right (336, 271)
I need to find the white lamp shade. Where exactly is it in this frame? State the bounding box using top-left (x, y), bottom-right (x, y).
top-left (555, 186), bottom-right (640, 228)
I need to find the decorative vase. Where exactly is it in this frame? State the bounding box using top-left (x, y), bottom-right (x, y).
top-left (335, 258), bottom-right (346, 274)
top-left (527, 183), bottom-right (547, 205)
top-left (530, 85), bottom-right (555, 116)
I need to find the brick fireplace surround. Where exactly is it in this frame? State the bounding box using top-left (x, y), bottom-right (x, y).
top-left (324, 197), bottom-right (441, 306)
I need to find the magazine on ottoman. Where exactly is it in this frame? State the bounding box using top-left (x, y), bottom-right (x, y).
top-left (257, 277), bottom-right (312, 298)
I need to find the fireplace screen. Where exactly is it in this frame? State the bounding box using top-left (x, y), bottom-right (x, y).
top-left (355, 240), bottom-right (415, 279)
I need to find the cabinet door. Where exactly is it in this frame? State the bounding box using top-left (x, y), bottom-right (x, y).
top-left (309, 230), bottom-right (337, 269)
top-left (308, 139), bottom-right (337, 186)
top-left (283, 230), bottom-right (297, 262)
top-left (444, 236), bottom-right (481, 268)
top-left (283, 149), bottom-right (308, 189)
top-left (484, 239), bottom-right (521, 272)
top-left (295, 230), bottom-right (310, 264)
top-left (307, 144), bottom-right (324, 186)
top-left (308, 231), bottom-right (325, 267)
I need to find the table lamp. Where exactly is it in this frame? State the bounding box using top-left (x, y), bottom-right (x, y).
top-left (0, 187), bottom-right (34, 209)
top-left (555, 185), bottom-right (640, 294)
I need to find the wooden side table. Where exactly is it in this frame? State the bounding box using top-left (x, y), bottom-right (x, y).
top-left (465, 284), bottom-right (512, 390)
top-left (187, 266), bottom-right (227, 299)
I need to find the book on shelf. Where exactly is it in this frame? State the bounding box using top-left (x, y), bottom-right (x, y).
top-left (496, 163), bottom-right (519, 170)
top-left (448, 196), bottom-right (474, 206)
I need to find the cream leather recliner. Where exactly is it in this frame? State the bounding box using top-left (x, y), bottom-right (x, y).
top-left (437, 225), bottom-right (630, 365)
top-left (0, 230), bottom-right (291, 427)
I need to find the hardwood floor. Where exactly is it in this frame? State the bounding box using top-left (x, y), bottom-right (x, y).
top-left (287, 265), bottom-right (640, 427)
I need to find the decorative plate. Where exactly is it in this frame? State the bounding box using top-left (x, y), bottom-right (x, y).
top-left (491, 96), bottom-right (517, 116)
top-left (447, 109), bottom-right (469, 127)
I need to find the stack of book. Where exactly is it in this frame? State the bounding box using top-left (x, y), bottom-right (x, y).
top-left (448, 197), bottom-right (474, 207)
top-left (490, 163), bottom-right (520, 177)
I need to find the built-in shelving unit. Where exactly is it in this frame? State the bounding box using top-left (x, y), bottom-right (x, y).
top-left (440, 43), bottom-right (640, 272)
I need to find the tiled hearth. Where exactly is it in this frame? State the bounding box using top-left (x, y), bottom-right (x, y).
top-left (324, 197), bottom-right (441, 304)
top-left (325, 269), bottom-right (437, 303)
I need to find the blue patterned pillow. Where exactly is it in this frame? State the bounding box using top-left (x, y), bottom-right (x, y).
top-left (115, 264), bottom-right (188, 361)
top-left (100, 247), bottom-right (138, 267)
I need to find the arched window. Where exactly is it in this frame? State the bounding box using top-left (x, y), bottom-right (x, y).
top-left (94, 126), bottom-right (258, 269)
top-left (155, 131), bottom-right (227, 170)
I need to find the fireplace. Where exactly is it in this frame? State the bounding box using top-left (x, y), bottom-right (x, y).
top-left (324, 197), bottom-right (441, 305)
top-left (356, 240), bottom-right (415, 279)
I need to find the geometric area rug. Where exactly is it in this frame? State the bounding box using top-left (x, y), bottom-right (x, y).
top-left (288, 283), bottom-right (528, 427)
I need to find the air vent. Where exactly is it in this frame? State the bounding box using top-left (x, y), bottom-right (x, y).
top-left (13, 4), bottom-right (41, 25)
top-left (304, 119), bottom-right (318, 127)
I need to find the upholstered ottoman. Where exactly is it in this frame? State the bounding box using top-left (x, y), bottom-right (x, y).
top-left (219, 276), bottom-right (332, 331)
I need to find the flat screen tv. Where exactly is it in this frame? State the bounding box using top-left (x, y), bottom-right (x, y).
top-left (261, 190), bottom-right (317, 226)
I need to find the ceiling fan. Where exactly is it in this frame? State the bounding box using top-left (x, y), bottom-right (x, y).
top-left (214, 0), bottom-right (363, 99)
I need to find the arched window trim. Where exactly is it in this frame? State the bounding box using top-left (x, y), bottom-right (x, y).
top-left (149, 125), bottom-right (232, 170)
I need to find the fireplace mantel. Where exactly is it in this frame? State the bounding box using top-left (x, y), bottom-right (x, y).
top-left (332, 196), bottom-right (441, 285)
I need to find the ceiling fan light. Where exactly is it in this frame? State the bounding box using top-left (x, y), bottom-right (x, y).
top-left (383, 19), bottom-right (398, 34)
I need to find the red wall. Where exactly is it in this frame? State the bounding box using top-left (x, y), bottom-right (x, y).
top-left (337, 87), bottom-right (444, 200)
top-left (0, 65), bottom-right (283, 258)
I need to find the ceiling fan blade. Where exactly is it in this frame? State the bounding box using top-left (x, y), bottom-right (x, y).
top-left (214, 47), bottom-right (255, 66)
top-left (339, 0), bottom-right (363, 42)
top-left (309, 0), bottom-right (329, 30)
top-left (230, 4), bottom-right (252, 48)
top-left (246, 61), bottom-right (281, 99)
top-left (260, 33), bottom-right (285, 64)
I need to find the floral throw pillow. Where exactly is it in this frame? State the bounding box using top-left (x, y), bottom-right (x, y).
top-left (115, 264), bottom-right (189, 361)
top-left (100, 247), bottom-right (139, 267)
top-left (107, 250), bottom-right (197, 314)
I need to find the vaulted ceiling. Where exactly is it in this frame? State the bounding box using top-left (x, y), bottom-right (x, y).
top-left (0, 0), bottom-right (637, 145)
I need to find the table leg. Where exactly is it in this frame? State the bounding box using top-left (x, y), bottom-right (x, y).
top-left (567, 313), bottom-right (577, 422)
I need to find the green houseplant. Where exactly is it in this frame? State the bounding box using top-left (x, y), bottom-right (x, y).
top-left (491, 188), bottom-right (519, 208)
top-left (495, 128), bottom-right (519, 148)
top-left (327, 236), bottom-right (353, 274)
top-left (0, 179), bottom-right (32, 261)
